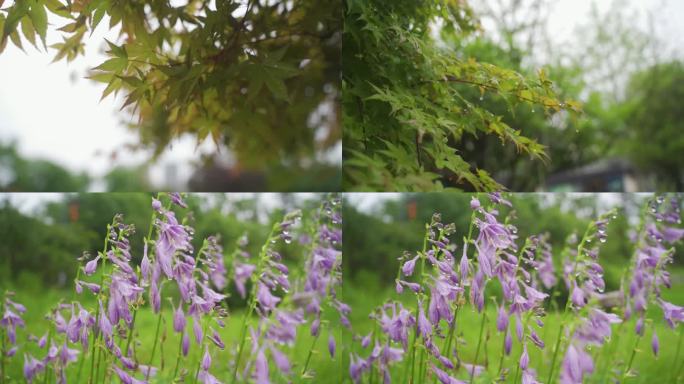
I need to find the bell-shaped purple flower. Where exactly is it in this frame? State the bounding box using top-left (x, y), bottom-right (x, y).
top-left (329, 334), bottom-right (336, 358)
top-left (402, 255), bottom-right (419, 276)
top-left (173, 302), bottom-right (186, 333)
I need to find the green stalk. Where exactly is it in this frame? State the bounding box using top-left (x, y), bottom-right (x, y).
top-left (596, 320), bottom-right (624, 384)
top-left (0, 323), bottom-right (5, 384)
top-left (622, 333), bottom-right (643, 381)
top-left (193, 316), bottom-right (211, 384)
top-left (44, 326), bottom-right (54, 384)
top-left (145, 310), bottom-right (164, 381)
top-left (231, 224), bottom-right (278, 383)
top-left (546, 323), bottom-right (565, 384)
top-left (672, 326), bottom-right (684, 383)
top-left (301, 325), bottom-right (323, 375)
top-left (469, 309), bottom-right (487, 384)
top-left (496, 332), bottom-right (506, 379)
top-left (172, 329), bottom-right (184, 379)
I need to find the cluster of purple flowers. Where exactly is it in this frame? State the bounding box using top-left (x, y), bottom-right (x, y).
top-left (625, 197), bottom-right (684, 359)
top-left (8, 193), bottom-right (343, 384)
top-left (554, 210), bottom-right (619, 384)
top-left (349, 193), bottom-right (557, 384)
top-left (1, 292), bottom-right (26, 382)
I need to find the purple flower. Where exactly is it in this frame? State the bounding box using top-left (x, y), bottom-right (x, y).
top-left (257, 283), bottom-right (281, 312)
top-left (496, 304), bottom-right (509, 332)
top-left (470, 197), bottom-right (481, 210)
top-left (254, 349), bottom-right (269, 384)
top-left (84, 255), bottom-right (100, 275)
top-left (504, 330), bottom-right (513, 355)
top-left (168, 192), bottom-right (187, 208)
top-left (23, 354), bottom-right (45, 383)
top-left (113, 365), bottom-right (147, 384)
top-left (269, 345), bottom-right (291, 373)
top-left (522, 369), bottom-right (541, 384)
top-left (459, 244), bottom-right (469, 283)
top-left (570, 286), bottom-right (585, 308)
top-left (141, 244), bottom-right (151, 281)
top-left (151, 198), bottom-right (162, 211)
top-left (361, 333), bottom-right (371, 348)
top-left (155, 211), bottom-right (191, 278)
top-left (207, 328), bottom-right (224, 350)
top-left (201, 346), bottom-right (212, 371)
top-left (652, 331), bottom-right (659, 356)
top-left (173, 302), bottom-right (186, 333)
top-left (560, 344), bottom-right (594, 384)
top-left (417, 300), bottom-right (432, 339)
top-left (182, 331), bottom-right (190, 356)
top-left (520, 343), bottom-right (529, 370)
top-left (329, 334), bottom-right (336, 358)
top-left (432, 364), bottom-right (467, 384)
top-left (659, 300), bottom-right (684, 328)
top-left (234, 263), bottom-right (256, 298)
top-left (402, 255), bottom-right (419, 276)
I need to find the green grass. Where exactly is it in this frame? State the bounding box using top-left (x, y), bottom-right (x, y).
top-left (344, 266), bottom-right (684, 383)
top-left (1, 279), bottom-right (346, 383)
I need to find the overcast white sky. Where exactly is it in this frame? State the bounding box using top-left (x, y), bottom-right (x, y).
top-left (1, 192), bottom-right (322, 223)
top-left (0, 0), bottom-right (682, 190)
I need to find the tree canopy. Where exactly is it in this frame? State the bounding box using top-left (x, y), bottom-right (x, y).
top-left (0, 0), bottom-right (340, 170)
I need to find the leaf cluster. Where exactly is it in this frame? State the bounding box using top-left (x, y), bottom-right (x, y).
top-left (342, 0), bottom-right (580, 191)
top-left (1, 0), bottom-right (341, 167)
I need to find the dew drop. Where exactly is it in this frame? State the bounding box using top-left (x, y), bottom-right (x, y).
top-left (599, 238), bottom-right (607, 243)
top-left (284, 238), bottom-right (292, 244)
top-left (479, 96), bottom-right (484, 101)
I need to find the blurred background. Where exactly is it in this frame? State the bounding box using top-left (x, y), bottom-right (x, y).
top-left (0, 193), bottom-right (325, 294)
top-left (0, 3), bottom-right (341, 192)
top-left (435, 0), bottom-right (684, 191)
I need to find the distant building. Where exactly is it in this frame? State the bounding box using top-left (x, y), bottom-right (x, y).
top-left (543, 158), bottom-right (654, 192)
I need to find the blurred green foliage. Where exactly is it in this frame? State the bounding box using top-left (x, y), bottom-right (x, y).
top-left (0, 142), bottom-right (89, 192)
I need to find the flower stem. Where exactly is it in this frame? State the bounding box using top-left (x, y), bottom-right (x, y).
top-left (44, 326), bottom-right (54, 384)
top-left (145, 309), bottom-right (164, 381)
top-left (622, 333), bottom-right (643, 381)
top-left (0, 324), bottom-right (5, 384)
top-left (231, 224), bottom-right (278, 383)
top-left (672, 326), bottom-right (684, 383)
top-left (546, 323), bottom-right (565, 384)
top-left (496, 331), bottom-right (506, 379)
top-left (469, 309), bottom-right (487, 384)
top-left (301, 326), bottom-right (322, 376)
top-left (172, 330), bottom-right (184, 379)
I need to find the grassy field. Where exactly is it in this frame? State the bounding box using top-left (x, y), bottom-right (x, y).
top-left (343, 265), bottom-right (684, 383)
top-left (1, 277), bottom-right (347, 383)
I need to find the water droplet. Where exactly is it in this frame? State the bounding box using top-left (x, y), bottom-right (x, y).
top-left (599, 238), bottom-right (607, 243)
top-left (479, 96), bottom-right (484, 101)
top-left (656, 196), bottom-right (665, 204)
top-left (531, 109), bottom-right (535, 113)
top-left (284, 238), bottom-right (292, 244)
top-left (586, 238), bottom-right (592, 243)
